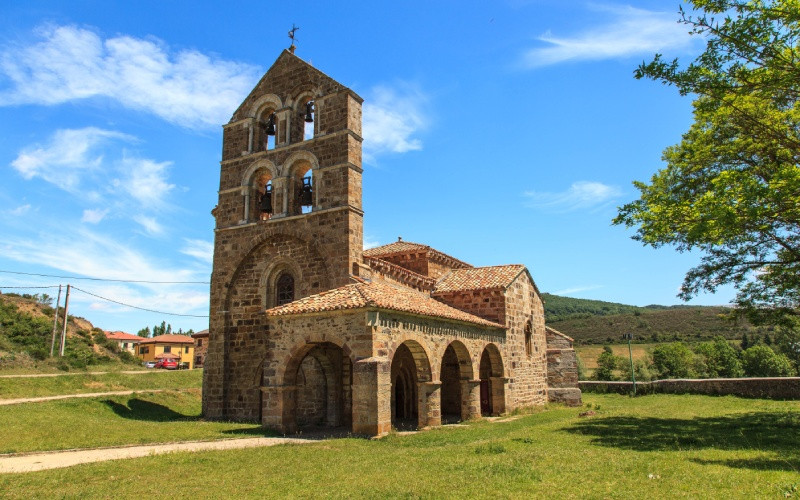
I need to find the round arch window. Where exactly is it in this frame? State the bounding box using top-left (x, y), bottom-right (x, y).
top-left (276, 273), bottom-right (295, 306)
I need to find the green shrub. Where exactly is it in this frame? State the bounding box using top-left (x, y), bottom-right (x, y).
top-left (693, 337), bottom-right (743, 378)
top-left (593, 346), bottom-right (621, 381)
top-left (742, 345), bottom-right (796, 377)
top-left (652, 342), bottom-right (695, 379)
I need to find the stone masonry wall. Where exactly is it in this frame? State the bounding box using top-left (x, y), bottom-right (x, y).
top-left (432, 289), bottom-right (506, 325)
top-left (545, 328), bottom-right (582, 406)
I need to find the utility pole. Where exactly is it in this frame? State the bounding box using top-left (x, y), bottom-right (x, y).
top-left (59, 284), bottom-right (71, 357)
top-left (623, 332), bottom-right (636, 395)
top-left (49, 284), bottom-right (62, 357)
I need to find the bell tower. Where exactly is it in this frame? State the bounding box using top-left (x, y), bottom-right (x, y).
top-left (203, 49), bottom-right (364, 420)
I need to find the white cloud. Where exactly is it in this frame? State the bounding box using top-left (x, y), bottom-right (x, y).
top-left (522, 5), bottom-right (696, 68)
top-left (524, 181), bottom-right (622, 212)
top-left (117, 157), bottom-right (175, 208)
top-left (552, 285), bottom-right (603, 295)
top-left (133, 215), bottom-right (164, 236)
top-left (10, 127), bottom-right (133, 191)
top-left (180, 239), bottom-right (214, 264)
top-left (363, 235), bottom-right (381, 250)
top-left (81, 208), bottom-right (108, 224)
top-left (362, 84), bottom-right (428, 164)
top-left (0, 24), bottom-right (261, 129)
top-left (6, 204), bottom-right (31, 216)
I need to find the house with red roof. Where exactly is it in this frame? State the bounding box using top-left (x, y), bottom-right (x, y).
top-left (104, 331), bottom-right (143, 355)
top-left (203, 48), bottom-right (580, 437)
top-left (137, 334), bottom-right (195, 369)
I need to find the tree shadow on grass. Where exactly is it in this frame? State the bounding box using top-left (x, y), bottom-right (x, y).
top-left (561, 411), bottom-right (800, 471)
top-left (103, 398), bottom-right (196, 422)
top-left (690, 457), bottom-right (800, 472)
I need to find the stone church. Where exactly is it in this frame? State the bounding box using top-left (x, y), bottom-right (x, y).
top-left (203, 48), bottom-right (580, 437)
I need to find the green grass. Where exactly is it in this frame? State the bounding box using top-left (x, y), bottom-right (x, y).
top-left (1, 393), bottom-right (799, 498)
top-left (0, 389), bottom-right (267, 454)
top-left (0, 361), bottom-right (147, 376)
top-left (0, 368), bottom-right (202, 399)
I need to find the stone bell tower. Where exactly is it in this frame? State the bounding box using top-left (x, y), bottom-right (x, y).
top-left (203, 49), bottom-right (364, 420)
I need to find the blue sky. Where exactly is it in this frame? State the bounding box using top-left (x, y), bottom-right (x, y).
top-left (0, 0), bottom-right (733, 334)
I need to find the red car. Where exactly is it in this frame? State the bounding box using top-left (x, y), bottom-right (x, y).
top-left (154, 359), bottom-right (178, 370)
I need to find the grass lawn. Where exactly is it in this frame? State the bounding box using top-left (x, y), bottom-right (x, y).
top-left (0, 389), bottom-right (266, 454)
top-left (0, 361), bottom-right (148, 376)
top-left (1, 393), bottom-right (798, 498)
top-left (0, 369), bottom-right (202, 399)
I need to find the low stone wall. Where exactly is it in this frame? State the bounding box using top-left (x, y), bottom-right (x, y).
top-left (580, 377), bottom-right (800, 400)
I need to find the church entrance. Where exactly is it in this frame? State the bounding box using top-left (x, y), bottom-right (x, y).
top-left (479, 344), bottom-right (505, 417)
top-left (390, 341), bottom-right (431, 430)
top-left (290, 343), bottom-right (351, 431)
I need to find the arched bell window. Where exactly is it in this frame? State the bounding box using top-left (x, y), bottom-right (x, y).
top-left (276, 272), bottom-right (295, 306)
top-left (260, 111), bottom-right (277, 151)
top-left (303, 100), bottom-right (315, 140)
top-left (254, 172), bottom-right (273, 221)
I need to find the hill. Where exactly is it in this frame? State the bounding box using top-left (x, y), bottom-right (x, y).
top-left (542, 294), bottom-right (768, 345)
top-left (0, 292), bottom-right (140, 371)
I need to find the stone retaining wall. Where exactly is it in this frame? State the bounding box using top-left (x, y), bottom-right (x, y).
top-left (580, 377), bottom-right (800, 399)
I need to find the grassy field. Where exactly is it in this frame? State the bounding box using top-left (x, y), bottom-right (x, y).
top-left (577, 343), bottom-right (656, 376)
top-left (0, 389), bottom-right (266, 454)
top-left (0, 369), bottom-right (203, 399)
top-left (1, 393), bottom-right (798, 498)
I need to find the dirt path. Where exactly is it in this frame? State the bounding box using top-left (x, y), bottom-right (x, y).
top-left (0, 389), bottom-right (168, 406)
top-left (0, 437), bottom-right (314, 473)
top-left (0, 370), bottom-right (166, 379)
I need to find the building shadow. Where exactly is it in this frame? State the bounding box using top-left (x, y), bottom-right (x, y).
top-left (103, 398), bottom-right (193, 422)
top-left (561, 411), bottom-right (800, 471)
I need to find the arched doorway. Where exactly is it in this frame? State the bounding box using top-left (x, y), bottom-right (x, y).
top-left (390, 341), bottom-right (432, 430)
top-left (479, 344), bottom-right (505, 416)
top-left (288, 342), bottom-right (352, 431)
top-left (440, 341), bottom-right (474, 423)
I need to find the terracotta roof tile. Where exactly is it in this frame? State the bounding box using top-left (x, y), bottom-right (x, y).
top-left (364, 239), bottom-right (472, 269)
top-left (433, 265), bottom-right (525, 293)
top-left (266, 280), bottom-right (503, 328)
top-left (104, 331), bottom-right (142, 342)
top-left (139, 334), bottom-right (195, 344)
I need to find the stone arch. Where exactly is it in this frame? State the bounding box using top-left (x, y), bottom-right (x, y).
top-left (249, 94), bottom-right (283, 120)
top-left (286, 85), bottom-right (320, 144)
top-left (283, 150), bottom-right (320, 215)
top-left (390, 340), bottom-right (432, 430)
top-left (276, 340), bottom-right (353, 432)
top-left (243, 225), bottom-right (335, 288)
top-left (440, 340), bottom-right (474, 422)
top-left (479, 343), bottom-right (506, 416)
top-left (241, 159), bottom-right (278, 222)
top-left (248, 94), bottom-right (283, 151)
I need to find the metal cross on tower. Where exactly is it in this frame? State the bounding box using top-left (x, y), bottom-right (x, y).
top-left (288, 24), bottom-right (300, 49)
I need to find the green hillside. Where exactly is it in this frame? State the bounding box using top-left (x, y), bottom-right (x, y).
top-left (0, 293), bottom-right (140, 371)
top-left (542, 294), bottom-right (768, 345)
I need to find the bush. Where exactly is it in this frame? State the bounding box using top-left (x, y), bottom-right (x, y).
top-left (619, 358), bottom-right (654, 382)
top-left (593, 346), bottom-right (621, 381)
top-left (742, 345), bottom-right (796, 377)
top-left (652, 342), bottom-right (695, 379)
top-left (693, 337), bottom-right (743, 378)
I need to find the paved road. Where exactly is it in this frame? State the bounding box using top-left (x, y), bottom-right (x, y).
top-left (0, 389), bottom-right (168, 406)
top-left (0, 437), bottom-right (313, 473)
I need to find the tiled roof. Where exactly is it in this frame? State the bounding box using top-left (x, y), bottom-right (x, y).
top-left (191, 329), bottom-right (209, 338)
top-left (433, 265), bottom-right (526, 293)
top-left (104, 331), bottom-right (142, 342)
top-left (266, 280), bottom-right (503, 328)
top-left (363, 240), bottom-right (429, 257)
top-left (363, 239), bottom-right (472, 269)
top-left (139, 334), bottom-right (195, 344)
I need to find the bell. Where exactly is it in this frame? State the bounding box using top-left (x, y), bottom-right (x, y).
top-left (265, 113), bottom-right (276, 136)
top-left (260, 185), bottom-right (273, 214)
top-left (299, 176), bottom-right (313, 206)
top-left (304, 101), bottom-right (314, 123)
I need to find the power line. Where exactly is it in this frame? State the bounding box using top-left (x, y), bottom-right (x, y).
top-left (71, 286), bottom-right (209, 318)
top-left (0, 285), bottom-right (62, 289)
top-left (0, 269), bottom-right (210, 284)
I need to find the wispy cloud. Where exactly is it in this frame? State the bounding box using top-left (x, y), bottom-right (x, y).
top-left (524, 181), bottom-right (621, 212)
top-left (522, 5), bottom-right (696, 68)
top-left (6, 204), bottom-right (31, 216)
top-left (180, 238), bottom-right (214, 264)
top-left (10, 127), bottom-right (133, 192)
top-left (81, 208), bottom-right (108, 224)
top-left (362, 83), bottom-right (428, 164)
top-left (133, 215), bottom-right (164, 236)
top-left (363, 235), bottom-right (381, 250)
top-left (116, 157), bottom-right (175, 209)
top-left (552, 284), bottom-right (603, 295)
top-left (0, 24), bottom-right (261, 129)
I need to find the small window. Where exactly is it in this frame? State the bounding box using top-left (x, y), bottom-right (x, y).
top-left (525, 322), bottom-right (533, 358)
top-left (276, 273), bottom-right (295, 306)
top-left (197, 339), bottom-right (203, 347)
top-left (123, 342), bottom-right (128, 349)
top-left (163, 346), bottom-right (172, 353)
top-left (139, 346), bottom-right (146, 355)
top-left (185, 346), bottom-right (190, 353)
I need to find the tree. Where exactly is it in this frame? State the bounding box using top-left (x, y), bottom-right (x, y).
top-left (742, 344), bottom-right (796, 376)
top-left (652, 342), bottom-right (696, 379)
top-left (693, 336), bottom-right (744, 378)
top-left (614, 0), bottom-right (800, 325)
top-left (136, 326), bottom-right (151, 338)
top-left (593, 346), bottom-right (621, 381)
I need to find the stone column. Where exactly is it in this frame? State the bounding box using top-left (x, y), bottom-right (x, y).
top-left (490, 376), bottom-right (508, 416)
top-left (461, 379), bottom-right (482, 420)
top-left (261, 385), bottom-right (297, 434)
top-left (352, 357), bottom-right (391, 437)
top-left (418, 381), bottom-right (441, 428)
